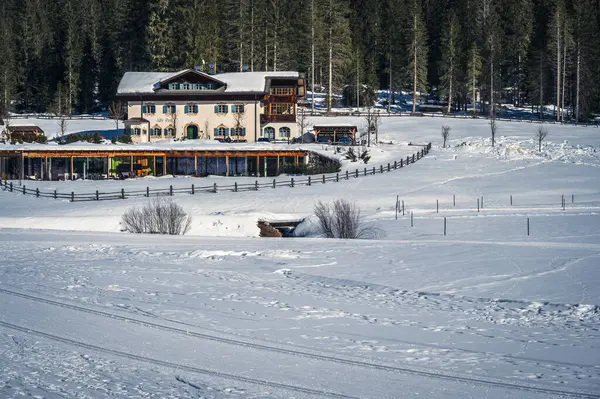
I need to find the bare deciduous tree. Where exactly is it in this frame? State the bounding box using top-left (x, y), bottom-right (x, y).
top-left (232, 106), bottom-right (246, 140)
top-left (313, 199), bottom-right (382, 239)
top-left (363, 106), bottom-right (381, 147)
top-left (489, 116), bottom-right (497, 147)
top-left (535, 125), bottom-right (548, 152)
top-left (441, 125), bottom-right (451, 148)
top-left (296, 107), bottom-right (310, 143)
top-left (58, 116), bottom-right (69, 142)
top-left (169, 107), bottom-right (178, 138)
top-left (0, 107), bottom-right (11, 143)
top-left (109, 101), bottom-right (125, 134)
top-left (202, 120), bottom-right (211, 140)
top-left (121, 197), bottom-right (192, 235)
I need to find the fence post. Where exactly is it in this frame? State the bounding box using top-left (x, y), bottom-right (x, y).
top-left (345, 170), bottom-right (349, 180)
top-left (444, 217), bottom-right (446, 236)
top-left (308, 176), bottom-right (311, 186)
top-left (234, 182), bottom-right (238, 192)
top-left (453, 194), bottom-right (455, 206)
top-left (387, 163), bottom-right (390, 171)
top-left (394, 161), bottom-right (397, 169)
top-left (395, 195), bottom-right (399, 220)
top-left (54, 189), bottom-right (57, 199)
top-left (169, 185), bottom-right (173, 196)
top-left (255, 180), bottom-right (259, 190)
top-left (510, 194), bottom-right (513, 206)
top-left (364, 168), bottom-right (367, 176)
top-left (71, 191), bottom-right (74, 202)
top-left (146, 187), bottom-right (150, 197)
top-left (436, 199), bottom-right (439, 213)
top-left (372, 166), bottom-right (376, 175)
top-left (336, 173), bottom-right (339, 182)
top-left (527, 218), bottom-right (530, 236)
top-left (191, 184), bottom-right (195, 195)
top-left (121, 188), bottom-right (125, 199)
top-left (412, 154), bottom-right (415, 163)
top-left (400, 159), bottom-right (403, 167)
top-left (477, 198), bottom-right (480, 212)
top-left (322, 174), bottom-right (326, 184)
top-left (96, 190), bottom-right (99, 201)
top-left (407, 156), bottom-right (410, 164)
top-left (270, 179), bottom-right (274, 188)
top-left (481, 196), bottom-right (484, 209)
top-left (291, 177), bottom-right (294, 187)
top-left (355, 169), bottom-right (358, 178)
top-left (410, 211), bottom-right (414, 227)
top-left (380, 165), bottom-right (384, 173)
top-left (572, 194), bottom-right (574, 204)
top-left (213, 183), bottom-right (218, 193)
top-left (36, 188), bottom-right (39, 198)
top-left (22, 185), bottom-right (26, 194)
top-left (10, 182), bottom-right (12, 192)
top-left (402, 200), bottom-right (405, 216)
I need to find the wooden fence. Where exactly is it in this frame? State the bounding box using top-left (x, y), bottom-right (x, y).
top-left (0, 144), bottom-right (432, 202)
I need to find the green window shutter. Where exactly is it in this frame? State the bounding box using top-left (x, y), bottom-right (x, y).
top-left (241, 128), bottom-right (246, 136)
top-left (142, 105), bottom-right (146, 113)
top-left (184, 105), bottom-right (189, 113)
top-left (214, 128), bottom-right (218, 136)
top-left (239, 105), bottom-right (244, 113)
top-left (163, 105), bottom-right (168, 114)
top-left (231, 105), bottom-right (236, 113)
top-left (214, 105), bottom-right (219, 113)
top-left (224, 105), bottom-right (229, 113)
top-left (224, 128), bottom-right (229, 136)
top-left (193, 105), bottom-right (198, 113)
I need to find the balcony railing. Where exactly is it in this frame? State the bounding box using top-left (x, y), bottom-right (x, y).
top-left (261, 114), bottom-right (296, 123)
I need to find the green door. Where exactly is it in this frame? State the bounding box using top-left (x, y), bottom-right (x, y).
top-left (186, 125), bottom-right (199, 139)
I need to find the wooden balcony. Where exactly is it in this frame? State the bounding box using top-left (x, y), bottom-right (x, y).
top-left (265, 94), bottom-right (296, 103)
top-left (261, 114), bottom-right (296, 123)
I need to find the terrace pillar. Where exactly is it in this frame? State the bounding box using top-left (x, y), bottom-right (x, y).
top-left (162, 155), bottom-right (167, 175)
top-left (153, 156), bottom-right (157, 176)
top-left (48, 158), bottom-right (52, 180)
top-left (225, 155), bottom-right (229, 176)
top-left (0, 156), bottom-right (3, 179)
top-left (70, 156), bottom-right (74, 180)
top-left (276, 156), bottom-right (280, 174)
top-left (295, 156), bottom-right (299, 165)
top-left (107, 156), bottom-right (111, 178)
top-left (256, 155), bottom-right (260, 177)
top-left (194, 155), bottom-right (198, 175)
top-left (40, 157), bottom-right (45, 180)
top-left (130, 155), bottom-right (134, 175)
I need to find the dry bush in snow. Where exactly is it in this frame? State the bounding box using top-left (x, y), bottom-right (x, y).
top-left (121, 197), bottom-right (192, 235)
top-left (535, 125), bottom-right (548, 152)
top-left (314, 199), bottom-right (382, 239)
top-left (441, 125), bottom-right (451, 148)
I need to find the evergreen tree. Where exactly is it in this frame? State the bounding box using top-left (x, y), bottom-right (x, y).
top-left (439, 11), bottom-right (460, 113)
top-left (467, 42), bottom-right (483, 113)
top-left (406, 0), bottom-right (428, 114)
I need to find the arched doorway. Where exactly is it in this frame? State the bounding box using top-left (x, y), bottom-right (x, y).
top-left (186, 124), bottom-right (199, 139)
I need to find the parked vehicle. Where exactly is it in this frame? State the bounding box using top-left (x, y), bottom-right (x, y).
top-left (257, 137), bottom-right (271, 143)
top-left (337, 137), bottom-right (353, 145)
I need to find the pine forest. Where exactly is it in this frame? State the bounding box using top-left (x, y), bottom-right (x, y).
top-left (0, 0), bottom-right (599, 121)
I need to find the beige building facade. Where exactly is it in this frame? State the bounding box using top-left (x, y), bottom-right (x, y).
top-left (117, 69), bottom-right (304, 143)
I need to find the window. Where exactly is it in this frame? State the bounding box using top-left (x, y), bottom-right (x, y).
top-left (151, 127), bottom-right (161, 136)
top-left (182, 82), bottom-right (191, 90)
top-left (214, 104), bottom-right (228, 114)
top-left (193, 83), bottom-right (200, 90)
top-left (142, 104), bottom-right (156, 114)
top-left (263, 127), bottom-right (275, 139)
top-left (270, 87), bottom-right (295, 95)
top-left (185, 104), bottom-right (198, 114)
top-left (207, 83), bottom-right (214, 90)
top-left (169, 83), bottom-right (179, 90)
top-left (133, 128), bottom-right (141, 135)
top-left (269, 103), bottom-right (294, 115)
top-left (232, 104), bottom-right (244, 113)
top-left (232, 127), bottom-right (246, 136)
top-left (214, 127), bottom-right (229, 136)
top-left (163, 127), bottom-right (174, 136)
top-left (163, 104), bottom-right (176, 114)
top-left (279, 127), bottom-right (291, 138)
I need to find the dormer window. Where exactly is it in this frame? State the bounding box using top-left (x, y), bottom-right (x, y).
top-left (169, 83), bottom-right (179, 90)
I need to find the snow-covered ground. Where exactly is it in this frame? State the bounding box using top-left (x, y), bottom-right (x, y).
top-left (1, 116), bottom-right (599, 398)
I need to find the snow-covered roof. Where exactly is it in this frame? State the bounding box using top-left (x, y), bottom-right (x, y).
top-left (313, 123), bottom-right (357, 128)
top-left (117, 69), bottom-right (300, 95)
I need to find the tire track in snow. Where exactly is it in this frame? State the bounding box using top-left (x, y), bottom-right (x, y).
top-left (0, 320), bottom-right (357, 399)
top-left (1, 287), bottom-right (599, 398)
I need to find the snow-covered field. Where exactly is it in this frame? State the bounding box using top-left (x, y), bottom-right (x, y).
top-left (1, 116), bottom-right (599, 398)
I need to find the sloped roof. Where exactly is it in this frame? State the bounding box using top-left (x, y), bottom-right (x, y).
top-left (117, 69), bottom-right (300, 95)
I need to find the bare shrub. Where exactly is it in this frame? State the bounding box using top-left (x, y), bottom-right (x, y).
top-left (121, 197), bottom-right (192, 235)
top-left (314, 199), bottom-right (382, 239)
top-left (535, 125), bottom-right (548, 152)
top-left (441, 125), bottom-right (451, 148)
